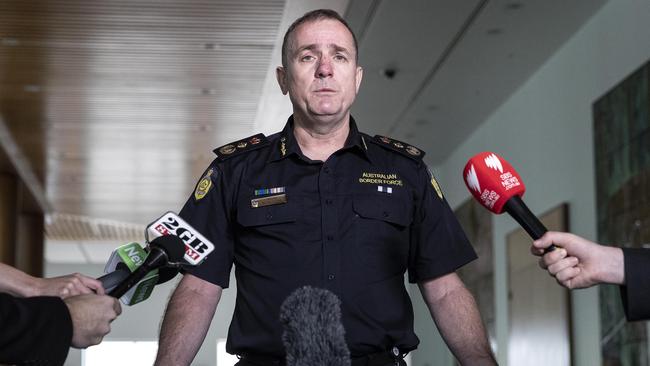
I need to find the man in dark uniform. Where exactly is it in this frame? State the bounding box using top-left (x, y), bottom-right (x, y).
top-left (155, 9), bottom-right (496, 366)
top-left (533, 231), bottom-right (650, 321)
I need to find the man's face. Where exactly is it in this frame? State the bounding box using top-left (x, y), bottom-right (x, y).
top-left (277, 19), bottom-right (363, 124)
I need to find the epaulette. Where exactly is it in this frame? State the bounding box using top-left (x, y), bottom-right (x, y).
top-left (213, 133), bottom-right (269, 161)
top-left (370, 135), bottom-right (425, 161)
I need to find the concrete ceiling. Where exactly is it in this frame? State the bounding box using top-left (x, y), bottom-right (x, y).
top-left (0, 0), bottom-right (606, 263)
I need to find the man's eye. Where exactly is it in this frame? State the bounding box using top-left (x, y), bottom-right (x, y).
top-left (301, 55), bottom-right (315, 61)
top-left (334, 54), bottom-right (347, 61)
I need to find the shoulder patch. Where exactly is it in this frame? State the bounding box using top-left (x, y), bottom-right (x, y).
top-left (194, 168), bottom-right (215, 201)
top-left (213, 133), bottom-right (269, 162)
top-left (371, 135), bottom-right (425, 161)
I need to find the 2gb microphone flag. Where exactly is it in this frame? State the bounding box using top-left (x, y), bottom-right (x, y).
top-left (146, 211), bottom-right (215, 266)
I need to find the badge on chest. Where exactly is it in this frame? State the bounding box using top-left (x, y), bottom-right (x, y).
top-left (251, 186), bottom-right (287, 208)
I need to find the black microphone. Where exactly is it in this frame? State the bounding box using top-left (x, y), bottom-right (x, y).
top-left (279, 286), bottom-right (350, 366)
top-left (97, 262), bottom-right (130, 290)
top-left (98, 253), bottom-right (180, 290)
top-left (108, 235), bottom-right (186, 299)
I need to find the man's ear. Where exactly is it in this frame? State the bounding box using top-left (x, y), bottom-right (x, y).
top-left (355, 66), bottom-right (363, 94)
top-left (276, 66), bottom-right (289, 95)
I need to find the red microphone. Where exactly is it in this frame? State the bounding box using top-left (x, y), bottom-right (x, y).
top-left (463, 152), bottom-right (556, 252)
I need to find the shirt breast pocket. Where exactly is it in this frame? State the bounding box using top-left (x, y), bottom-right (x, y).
top-left (237, 197), bottom-right (299, 227)
top-left (352, 194), bottom-right (413, 273)
top-left (235, 196), bottom-right (302, 268)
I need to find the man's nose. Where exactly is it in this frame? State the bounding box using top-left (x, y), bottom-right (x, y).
top-left (315, 57), bottom-right (333, 78)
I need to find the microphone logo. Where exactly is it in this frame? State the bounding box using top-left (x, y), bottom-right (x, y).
top-left (465, 164), bottom-right (481, 193)
top-left (146, 212), bottom-right (215, 266)
top-left (484, 153), bottom-right (503, 173)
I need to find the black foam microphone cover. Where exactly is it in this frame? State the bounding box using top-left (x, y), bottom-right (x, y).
top-left (279, 286), bottom-right (350, 366)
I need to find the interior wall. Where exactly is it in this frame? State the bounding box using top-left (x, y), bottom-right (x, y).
top-left (410, 0), bottom-right (650, 365)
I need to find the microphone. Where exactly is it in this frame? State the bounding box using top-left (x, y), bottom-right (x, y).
top-left (99, 212), bottom-right (215, 305)
top-left (97, 262), bottom-right (130, 291)
top-left (279, 286), bottom-right (350, 366)
top-left (146, 211), bottom-right (215, 266)
top-left (98, 241), bottom-right (182, 305)
top-left (108, 235), bottom-right (186, 299)
top-left (463, 152), bottom-right (556, 252)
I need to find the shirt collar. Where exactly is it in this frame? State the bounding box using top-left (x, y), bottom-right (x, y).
top-left (268, 115), bottom-right (372, 163)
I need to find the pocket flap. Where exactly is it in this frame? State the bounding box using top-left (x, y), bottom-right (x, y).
top-left (353, 195), bottom-right (412, 227)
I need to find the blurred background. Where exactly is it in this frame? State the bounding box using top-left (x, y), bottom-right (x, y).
top-left (1, 0), bottom-right (649, 365)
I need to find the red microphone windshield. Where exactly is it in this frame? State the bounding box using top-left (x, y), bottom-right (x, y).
top-left (463, 152), bottom-right (526, 214)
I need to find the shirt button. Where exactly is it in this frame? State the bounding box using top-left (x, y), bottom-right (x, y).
top-left (328, 274), bottom-right (335, 280)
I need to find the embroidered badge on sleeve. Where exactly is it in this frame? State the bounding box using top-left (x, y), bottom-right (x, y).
top-left (194, 168), bottom-right (215, 201)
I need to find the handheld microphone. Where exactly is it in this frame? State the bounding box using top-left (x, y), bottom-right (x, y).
top-left (100, 212), bottom-right (215, 305)
top-left (99, 241), bottom-right (180, 305)
top-left (463, 152), bottom-right (556, 252)
top-left (108, 235), bottom-right (186, 299)
top-left (279, 286), bottom-right (350, 366)
top-left (146, 211), bottom-right (215, 266)
top-left (97, 262), bottom-right (130, 291)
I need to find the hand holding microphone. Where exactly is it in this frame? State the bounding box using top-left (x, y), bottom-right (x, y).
top-left (463, 152), bottom-right (556, 252)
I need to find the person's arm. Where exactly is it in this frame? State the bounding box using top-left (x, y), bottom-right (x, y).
top-left (620, 248), bottom-right (650, 321)
top-left (0, 262), bottom-right (104, 298)
top-left (155, 274), bottom-right (222, 366)
top-left (418, 273), bottom-right (496, 366)
top-left (0, 293), bottom-right (73, 365)
top-left (531, 231), bottom-right (624, 289)
top-left (532, 231), bottom-right (650, 321)
top-left (0, 292), bottom-right (120, 365)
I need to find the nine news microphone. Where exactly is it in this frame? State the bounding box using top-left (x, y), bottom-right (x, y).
top-left (98, 242), bottom-right (180, 305)
top-left (463, 151), bottom-right (556, 252)
top-left (279, 286), bottom-right (351, 366)
top-left (108, 235), bottom-right (186, 299)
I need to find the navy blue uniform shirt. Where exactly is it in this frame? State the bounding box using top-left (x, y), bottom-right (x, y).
top-left (180, 116), bottom-right (477, 357)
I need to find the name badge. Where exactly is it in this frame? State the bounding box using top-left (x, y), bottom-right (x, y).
top-left (251, 193), bottom-right (287, 208)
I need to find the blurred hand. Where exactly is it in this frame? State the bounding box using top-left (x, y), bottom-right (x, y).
top-left (36, 273), bottom-right (105, 298)
top-left (64, 294), bottom-right (122, 348)
top-left (530, 231), bottom-right (624, 289)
